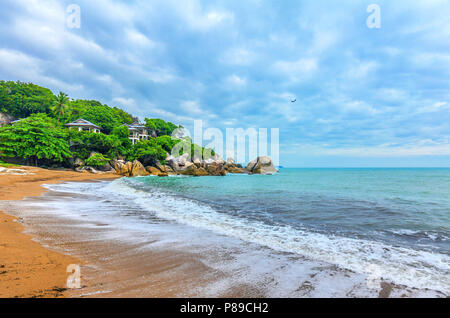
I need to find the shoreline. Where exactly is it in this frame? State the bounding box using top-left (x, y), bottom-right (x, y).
top-left (0, 166), bottom-right (120, 298)
top-left (0, 167), bottom-right (447, 298)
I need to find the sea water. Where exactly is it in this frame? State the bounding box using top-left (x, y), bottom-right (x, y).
top-left (3, 168), bottom-right (449, 296)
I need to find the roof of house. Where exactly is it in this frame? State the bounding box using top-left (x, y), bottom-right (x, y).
top-left (65, 119), bottom-right (101, 129)
top-left (124, 122), bottom-right (148, 130)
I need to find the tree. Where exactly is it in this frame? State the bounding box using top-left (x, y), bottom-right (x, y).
top-left (0, 113), bottom-right (71, 166)
top-left (68, 129), bottom-right (125, 160)
top-left (144, 118), bottom-right (179, 137)
top-left (128, 139), bottom-right (167, 166)
top-left (85, 153), bottom-right (111, 167)
top-left (0, 81), bottom-right (55, 118)
top-left (52, 92), bottom-right (69, 127)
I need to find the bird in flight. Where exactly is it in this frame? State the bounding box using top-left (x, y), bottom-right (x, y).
top-left (291, 99), bottom-right (296, 103)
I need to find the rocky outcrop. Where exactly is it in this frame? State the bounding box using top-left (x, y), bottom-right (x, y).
top-left (113, 154), bottom-right (277, 177)
top-left (130, 160), bottom-right (149, 177)
top-left (246, 156), bottom-right (278, 175)
top-left (206, 162), bottom-right (227, 176)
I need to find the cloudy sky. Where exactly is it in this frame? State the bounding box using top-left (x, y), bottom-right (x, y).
top-left (1, 0), bottom-right (449, 167)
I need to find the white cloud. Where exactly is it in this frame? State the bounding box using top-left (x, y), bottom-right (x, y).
top-left (221, 48), bottom-right (256, 66)
top-left (272, 58), bottom-right (318, 81)
top-left (345, 61), bottom-right (378, 79)
top-left (225, 75), bottom-right (247, 87)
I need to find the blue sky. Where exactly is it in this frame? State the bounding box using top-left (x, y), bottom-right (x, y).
top-left (0, 0), bottom-right (449, 167)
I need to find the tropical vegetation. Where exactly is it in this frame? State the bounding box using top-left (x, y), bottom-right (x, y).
top-left (0, 80), bottom-right (211, 168)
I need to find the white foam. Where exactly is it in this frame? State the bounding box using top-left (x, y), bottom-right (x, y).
top-left (105, 178), bottom-right (450, 295)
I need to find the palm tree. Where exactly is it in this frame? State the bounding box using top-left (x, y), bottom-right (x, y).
top-left (52, 92), bottom-right (69, 127)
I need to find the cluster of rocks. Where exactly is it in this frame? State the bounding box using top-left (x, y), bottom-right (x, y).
top-left (109, 154), bottom-right (277, 177)
top-left (245, 156), bottom-right (278, 175)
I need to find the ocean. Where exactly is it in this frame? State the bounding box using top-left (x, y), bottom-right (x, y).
top-left (3, 168), bottom-right (449, 297)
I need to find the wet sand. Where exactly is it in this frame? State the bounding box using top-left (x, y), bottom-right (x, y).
top-left (0, 166), bottom-right (119, 297)
top-left (0, 166), bottom-right (446, 298)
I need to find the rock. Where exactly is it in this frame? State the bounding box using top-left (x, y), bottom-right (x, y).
top-left (226, 165), bottom-right (245, 174)
top-left (212, 154), bottom-right (225, 165)
top-left (206, 163), bottom-right (226, 176)
top-left (131, 160), bottom-right (149, 177)
top-left (125, 161), bottom-right (133, 175)
top-left (226, 157), bottom-right (235, 165)
top-left (155, 163), bottom-right (167, 173)
top-left (193, 157), bottom-right (202, 168)
top-left (146, 166), bottom-right (162, 176)
top-left (246, 156), bottom-right (278, 175)
top-left (176, 153), bottom-right (190, 166)
top-left (113, 160), bottom-right (131, 176)
top-left (166, 155), bottom-right (180, 171)
top-left (180, 164), bottom-right (198, 176)
top-left (96, 163), bottom-right (113, 172)
top-left (76, 166), bottom-right (98, 174)
top-left (245, 158), bottom-right (258, 172)
top-left (194, 167), bottom-right (209, 176)
top-left (74, 157), bottom-right (84, 168)
top-left (158, 173), bottom-right (169, 177)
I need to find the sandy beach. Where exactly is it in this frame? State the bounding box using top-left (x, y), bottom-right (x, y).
top-left (0, 167), bottom-right (447, 298)
top-left (0, 166), bottom-right (119, 298)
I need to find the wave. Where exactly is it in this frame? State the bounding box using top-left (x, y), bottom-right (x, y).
top-left (388, 229), bottom-right (450, 242)
top-left (105, 178), bottom-right (450, 294)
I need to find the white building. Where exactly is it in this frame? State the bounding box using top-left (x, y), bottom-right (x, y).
top-left (124, 122), bottom-right (150, 145)
top-left (65, 118), bottom-right (102, 133)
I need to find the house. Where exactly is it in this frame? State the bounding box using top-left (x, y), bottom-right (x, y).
top-left (124, 122), bottom-right (150, 145)
top-left (65, 118), bottom-right (101, 133)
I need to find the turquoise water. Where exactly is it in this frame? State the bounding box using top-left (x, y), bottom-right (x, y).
top-left (129, 168), bottom-right (450, 253)
top-left (109, 168), bottom-right (450, 293)
top-left (7, 168), bottom-right (446, 294)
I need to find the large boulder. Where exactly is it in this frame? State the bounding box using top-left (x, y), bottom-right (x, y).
top-left (96, 163), bottom-right (113, 172)
top-left (180, 164), bottom-right (198, 176)
top-left (155, 162), bottom-right (167, 173)
top-left (206, 163), bottom-right (227, 176)
top-left (113, 160), bottom-right (131, 176)
top-left (131, 160), bottom-right (149, 177)
top-left (225, 165), bottom-right (245, 174)
top-left (246, 156), bottom-right (278, 175)
top-left (194, 167), bottom-right (209, 176)
top-left (146, 166), bottom-right (162, 176)
top-left (193, 157), bottom-right (202, 168)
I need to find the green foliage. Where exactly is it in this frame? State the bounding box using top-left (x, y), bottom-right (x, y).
top-left (64, 100), bottom-right (136, 134)
top-left (52, 92), bottom-right (69, 127)
top-left (144, 118), bottom-right (179, 137)
top-left (85, 153), bottom-right (111, 167)
top-left (0, 113), bottom-right (71, 165)
top-left (170, 137), bottom-right (215, 160)
top-left (0, 81), bottom-right (55, 118)
top-left (75, 102), bottom-right (120, 134)
top-left (0, 160), bottom-right (19, 168)
top-left (128, 139), bottom-right (168, 166)
top-left (112, 107), bottom-right (136, 125)
top-left (68, 130), bottom-right (126, 160)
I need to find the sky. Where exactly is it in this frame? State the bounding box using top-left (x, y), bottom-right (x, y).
top-left (0, 0), bottom-right (449, 167)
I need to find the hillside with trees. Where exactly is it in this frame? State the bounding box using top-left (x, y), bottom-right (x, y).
top-left (0, 80), bottom-right (207, 168)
